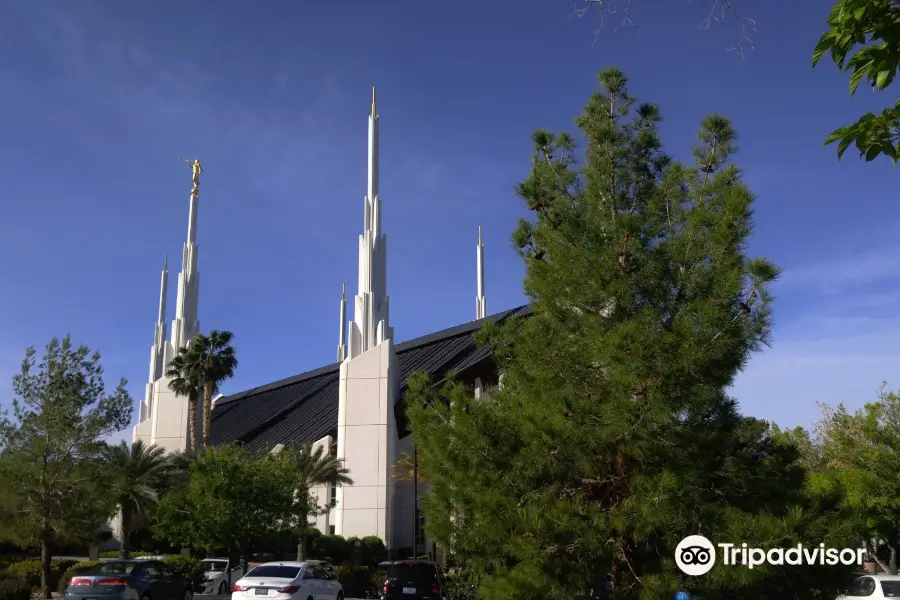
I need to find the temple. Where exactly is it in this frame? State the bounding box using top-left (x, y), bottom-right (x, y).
top-left (130, 89), bottom-right (526, 557)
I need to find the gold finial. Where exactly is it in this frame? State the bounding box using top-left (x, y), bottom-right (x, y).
top-left (181, 158), bottom-right (202, 196)
top-left (371, 86), bottom-right (376, 116)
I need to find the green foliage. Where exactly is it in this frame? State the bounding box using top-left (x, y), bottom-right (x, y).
top-left (281, 442), bottom-right (353, 560)
top-left (152, 443), bottom-right (296, 554)
top-left (3, 559), bottom-right (75, 589)
top-left (309, 535), bottom-right (352, 565)
top-left (103, 440), bottom-right (173, 559)
top-left (362, 536), bottom-right (386, 564)
top-left (5, 560), bottom-right (42, 587)
top-left (813, 0), bottom-right (900, 163)
top-left (162, 555), bottom-right (205, 590)
top-left (0, 576), bottom-right (31, 600)
top-left (406, 68), bottom-right (850, 600)
top-left (334, 565), bottom-right (376, 597)
top-left (803, 385), bottom-right (900, 573)
top-left (167, 331), bottom-right (238, 451)
top-left (0, 336), bottom-right (132, 597)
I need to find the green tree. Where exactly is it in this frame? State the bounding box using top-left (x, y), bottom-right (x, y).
top-left (406, 69), bottom-right (852, 600)
top-left (283, 443), bottom-right (353, 560)
top-left (152, 443), bottom-right (295, 574)
top-left (168, 331), bottom-right (238, 451)
top-left (166, 351), bottom-right (202, 453)
top-left (813, 0), bottom-right (900, 163)
top-left (0, 337), bottom-right (131, 598)
top-left (103, 440), bottom-right (171, 559)
top-left (806, 386), bottom-right (900, 573)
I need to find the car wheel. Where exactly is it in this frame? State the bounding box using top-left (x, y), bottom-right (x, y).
top-left (141, 594), bottom-right (151, 600)
top-left (184, 589), bottom-right (193, 600)
top-left (219, 582), bottom-right (227, 595)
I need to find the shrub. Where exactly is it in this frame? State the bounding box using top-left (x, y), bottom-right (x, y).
top-left (310, 535), bottom-right (351, 565)
top-left (57, 561), bottom-right (99, 593)
top-left (0, 576), bottom-right (31, 600)
top-left (362, 537), bottom-right (386, 565)
top-left (5, 560), bottom-right (41, 587)
top-left (334, 566), bottom-right (375, 598)
top-left (162, 556), bottom-right (205, 590)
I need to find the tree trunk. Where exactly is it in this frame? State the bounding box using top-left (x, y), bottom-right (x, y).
top-left (120, 505), bottom-right (132, 559)
top-left (891, 545), bottom-right (897, 575)
top-left (296, 522), bottom-right (308, 561)
top-left (202, 382), bottom-right (214, 449)
top-left (41, 518), bottom-right (52, 599)
top-left (188, 391), bottom-right (198, 452)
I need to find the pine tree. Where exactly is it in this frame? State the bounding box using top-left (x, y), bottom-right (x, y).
top-left (406, 69), bottom-right (853, 600)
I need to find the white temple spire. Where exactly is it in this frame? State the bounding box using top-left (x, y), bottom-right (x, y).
top-left (141, 254), bottom-right (169, 421)
top-left (337, 283), bottom-right (347, 362)
top-left (171, 160), bottom-right (202, 351)
top-left (476, 226), bottom-right (486, 320)
top-left (349, 87), bottom-right (391, 358)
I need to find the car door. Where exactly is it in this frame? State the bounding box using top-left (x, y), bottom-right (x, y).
top-left (159, 562), bottom-right (185, 600)
top-left (140, 562), bottom-right (169, 600)
top-left (317, 565), bottom-right (339, 600)
top-left (306, 565), bottom-right (327, 600)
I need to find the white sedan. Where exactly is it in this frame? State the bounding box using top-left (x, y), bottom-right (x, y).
top-left (231, 562), bottom-right (343, 600)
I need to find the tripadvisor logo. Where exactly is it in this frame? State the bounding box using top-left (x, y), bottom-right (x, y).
top-left (675, 535), bottom-right (865, 576)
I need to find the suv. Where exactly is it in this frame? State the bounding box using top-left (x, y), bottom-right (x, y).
top-left (381, 560), bottom-right (447, 600)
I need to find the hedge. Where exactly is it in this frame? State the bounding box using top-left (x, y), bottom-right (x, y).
top-left (0, 577), bottom-right (30, 600)
top-left (5, 558), bottom-right (76, 590)
top-left (334, 566), bottom-right (384, 598)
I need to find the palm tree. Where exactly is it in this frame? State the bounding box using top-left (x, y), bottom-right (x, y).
top-left (286, 443), bottom-right (353, 560)
top-left (167, 349), bottom-right (202, 453)
top-left (164, 449), bottom-right (196, 492)
top-left (103, 440), bottom-right (170, 559)
top-left (176, 331), bottom-right (238, 450)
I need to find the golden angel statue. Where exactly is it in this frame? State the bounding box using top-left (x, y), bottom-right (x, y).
top-left (181, 158), bottom-right (202, 195)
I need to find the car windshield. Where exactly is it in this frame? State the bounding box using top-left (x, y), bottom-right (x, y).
top-left (245, 566), bottom-right (301, 579)
top-left (203, 561), bottom-right (228, 572)
top-left (88, 563), bottom-right (137, 574)
top-left (387, 563), bottom-right (436, 585)
top-left (882, 581), bottom-right (900, 596)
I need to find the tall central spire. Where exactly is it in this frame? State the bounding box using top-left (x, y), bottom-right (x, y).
top-left (171, 159), bottom-right (202, 351)
top-left (348, 87), bottom-right (391, 358)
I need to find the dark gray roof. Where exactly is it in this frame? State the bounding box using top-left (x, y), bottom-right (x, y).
top-left (209, 305), bottom-right (531, 452)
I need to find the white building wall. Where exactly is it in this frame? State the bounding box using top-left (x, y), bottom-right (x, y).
top-left (133, 375), bottom-right (202, 453)
top-left (333, 339), bottom-right (397, 546)
top-left (310, 435), bottom-right (335, 534)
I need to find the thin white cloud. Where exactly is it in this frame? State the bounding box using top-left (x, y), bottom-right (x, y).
top-left (734, 227), bottom-right (900, 430)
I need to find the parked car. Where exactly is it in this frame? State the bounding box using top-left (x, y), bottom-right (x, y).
top-left (380, 560), bottom-right (448, 600)
top-left (839, 573), bottom-right (900, 598)
top-left (64, 559), bottom-right (193, 600)
top-left (202, 558), bottom-right (245, 595)
top-left (231, 561), bottom-right (343, 600)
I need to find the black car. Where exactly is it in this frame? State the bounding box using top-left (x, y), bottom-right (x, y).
top-left (64, 560), bottom-right (193, 600)
top-left (380, 560), bottom-right (447, 600)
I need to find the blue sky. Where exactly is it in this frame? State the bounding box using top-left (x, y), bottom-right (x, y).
top-left (0, 0), bottom-right (896, 445)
